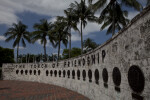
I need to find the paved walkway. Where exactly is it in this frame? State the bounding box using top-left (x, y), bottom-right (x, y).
top-left (0, 80), bottom-right (89, 100)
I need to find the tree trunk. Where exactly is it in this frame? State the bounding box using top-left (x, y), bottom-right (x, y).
top-left (44, 43), bottom-right (47, 62)
top-left (33, 56), bottom-right (34, 63)
top-left (26, 55), bottom-right (27, 63)
top-left (112, 3), bottom-right (115, 36)
top-left (81, 21), bottom-right (83, 54)
top-left (17, 44), bottom-right (19, 63)
top-left (28, 54), bottom-right (30, 63)
top-left (69, 27), bottom-right (71, 58)
top-left (58, 40), bottom-right (61, 60)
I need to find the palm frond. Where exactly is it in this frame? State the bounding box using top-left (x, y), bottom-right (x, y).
top-left (101, 19), bottom-right (112, 31)
top-left (22, 38), bottom-right (26, 47)
top-left (92, 0), bottom-right (107, 12)
top-left (13, 37), bottom-right (20, 48)
top-left (121, 0), bottom-right (143, 11)
top-left (5, 35), bottom-right (16, 42)
top-left (106, 24), bottom-right (113, 35)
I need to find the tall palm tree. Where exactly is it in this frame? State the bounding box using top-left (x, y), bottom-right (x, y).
top-left (69, 0), bottom-right (97, 54)
top-left (51, 20), bottom-right (69, 60)
top-left (4, 21), bottom-right (30, 62)
top-left (99, 1), bottom-right (129, 35)
top-left (88, 0), bottom-right (142, 35)
top-left (89, 0), bottom-right (142, 11)
top-left (57, 9), bottom-right (79, 58)
top-left (31, 19), bottom-right (55, 61)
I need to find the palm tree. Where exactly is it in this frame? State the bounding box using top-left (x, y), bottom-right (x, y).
top-left (88, 0), bottom-right (142, 35)
top-left (89, 0), bottom-right (142, 11)
top-left (4, 21), bottom-right (30, 62)
top-left (31, 19), bottom-right (55, 61)
top-left (57, 9), bottom-right (79, 58)
top-left (69, 0), bottom-right (97, 54)
top-left (99, 1), bottom-right (129, 35)
top-left (51, 20), bottom-right (69, 60)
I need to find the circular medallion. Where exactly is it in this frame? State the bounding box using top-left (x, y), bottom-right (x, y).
top-left (102, 68), bottom-right (108, 83)
top-left (112, 67), bottom-right (121, 86)
top-left (128, 66), bottom-right (145, 93)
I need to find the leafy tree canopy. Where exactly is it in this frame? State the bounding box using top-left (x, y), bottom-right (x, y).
top-left (0, 46), bottom-right (15, 67)
top-left (83, 38), bottom-right (99, 53)
top-left (62, 47), bottom-right (81, 59)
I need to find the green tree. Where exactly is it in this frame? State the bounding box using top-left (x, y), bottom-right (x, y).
top-left (31, 19), bottom-right (55, 61)
top-left (18, 54), bottom-right (36, 63)
top-left (4, 21), bottom-right (30, 62)
top-left (71, 48), bottom-right (81, 57)
top-left (62, 49), bottom-right (69, 59)
top-left (62, 47), bottom-right (81, 59)
top-left (88, 0), bottom-right (142, 35)
top-left (0, 46), bottom-right (15, 67)
top-left (89, 0), bottom-right (142, 11)
top-left (99, 2), bottom-right (129, 35)
top-left (57, 9), bottom-right (79, 58)
top-left (51, 20), bottom-right (69, 60)
top-left (69, 0), bottom-right (96, 54)
top-left (83, 38), bottom-right (98, 53)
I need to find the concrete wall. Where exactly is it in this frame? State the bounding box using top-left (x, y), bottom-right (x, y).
top-left (2, 6), bottom-right (150, 100)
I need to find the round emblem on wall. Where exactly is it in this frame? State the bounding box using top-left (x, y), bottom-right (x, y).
top-left (67, 70), bottom-right (70, 78)
top-left (102, 68), bottom-right (108, 83)
top-left (82, 70), bottom-right (86, 81)
top-left (77, 70), bottom-right (80, 80)
top-left (128, 65), bottom-right (145, 93)
top-left (88, 70), bottom-right (92, 82)
top-left (95, 69), bottom-right (99, 84)
top-left (112, 67), bottom-right (121, 86)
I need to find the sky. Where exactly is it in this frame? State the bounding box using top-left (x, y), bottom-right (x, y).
top-left (0, 0), bottom-right (148, 57)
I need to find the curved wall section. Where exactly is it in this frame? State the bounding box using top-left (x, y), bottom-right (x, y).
top-left (2, 6), bottom-right (150, 100)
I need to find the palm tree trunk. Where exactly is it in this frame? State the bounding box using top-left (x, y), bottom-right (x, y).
top-left (28, 54), bottom-right (30, 63)
top-left (112, 3), bottom-right (115, 36)
top-left (43, 40), bottom-right (47, 62)
top-left (17, 44), bottom-right (19, 63)
top-left (26, 55), bottom-right (27, 63)
top-left (69, 27), bottom-right (71, 58)
top-left (58, 40), bottom-right (61, 60)
top-left (44, 43), bottom-right (47, 62)
top-left (81, 21), bottom-right (83, 54)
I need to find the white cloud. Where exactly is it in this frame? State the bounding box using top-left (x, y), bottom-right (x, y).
top-left (71, 21), bottom-right (103, 41)
top-left (71, 34), bottom-right (81, 41)
top-left (37, 40), bottom-right (41, 45)
top-left (0, 36), bottom-right (6, 41)
top-left (48, 17), bottom-right (57, 23)
top-left (0, 0), bottom-right (81, 25)
top-left (81, 22), bottom-right (100, 35)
